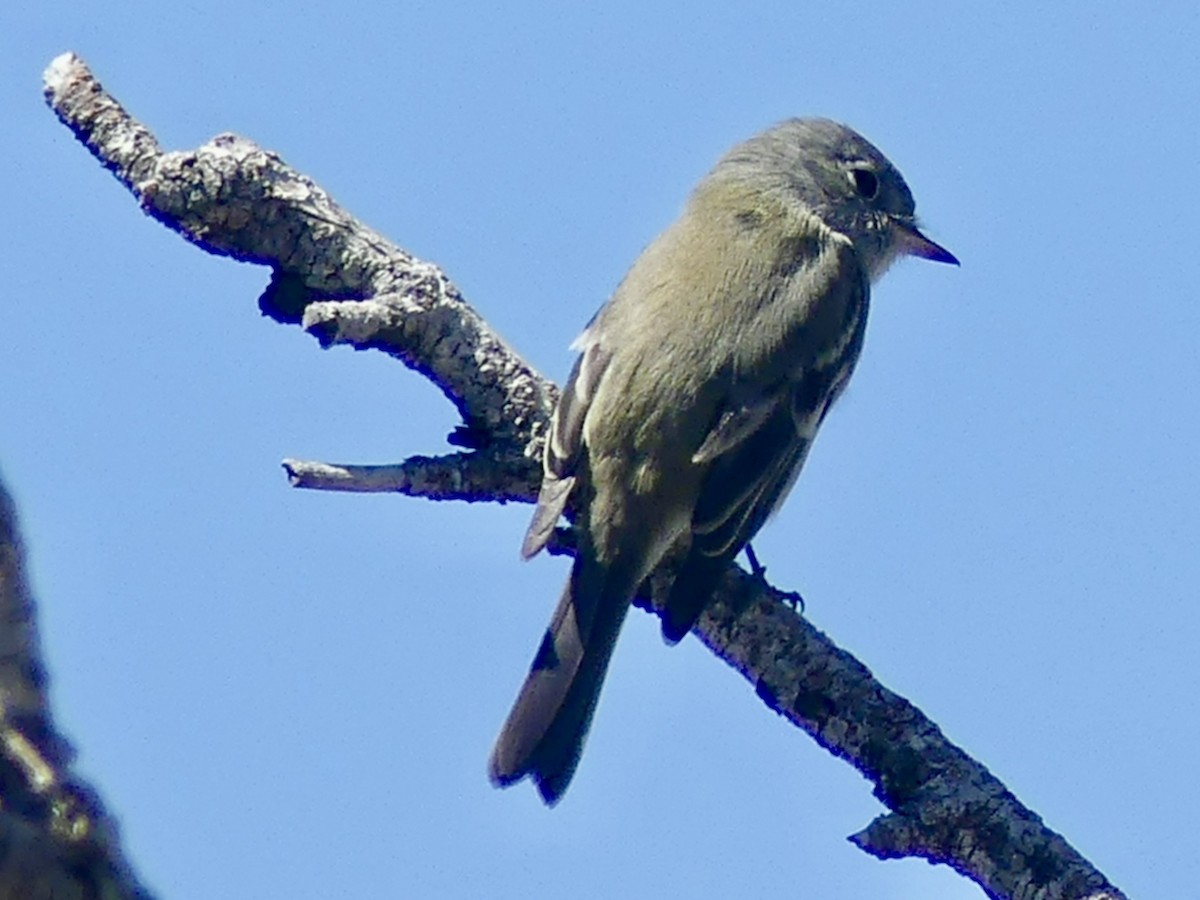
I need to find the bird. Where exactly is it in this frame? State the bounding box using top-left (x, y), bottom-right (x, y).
top-left (489, 117), bottom-right (957, 805)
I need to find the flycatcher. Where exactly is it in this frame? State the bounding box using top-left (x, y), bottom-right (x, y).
top-left (490, 118), bottom-right (957, 804)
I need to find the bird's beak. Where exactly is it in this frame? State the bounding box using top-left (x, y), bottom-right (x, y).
top-left (896, 221), bottom-right (959, 266)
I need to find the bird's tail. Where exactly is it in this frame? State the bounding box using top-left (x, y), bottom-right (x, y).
top-left (488, 555), bottom-right (633, 804)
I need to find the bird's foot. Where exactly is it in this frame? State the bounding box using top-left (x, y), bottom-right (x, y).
top-left (743, 543), bottom-right (805, 615)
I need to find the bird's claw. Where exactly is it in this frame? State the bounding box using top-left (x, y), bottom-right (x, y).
top-left (744, 543), bottom-right (806, 615)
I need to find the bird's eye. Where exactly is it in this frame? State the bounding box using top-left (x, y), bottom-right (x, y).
top-left (849, 167), bottom-right (879, 200)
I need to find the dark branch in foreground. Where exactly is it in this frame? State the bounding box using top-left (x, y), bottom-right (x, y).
top-left (32, 52), bottom-right (1127, 900)
top-left (0, 474), bottom-right (153, 900)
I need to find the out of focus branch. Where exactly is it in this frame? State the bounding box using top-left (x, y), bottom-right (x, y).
top-left (0, 474), bottom-right (152, 900)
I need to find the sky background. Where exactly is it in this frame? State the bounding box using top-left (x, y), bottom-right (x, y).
top-left (3, 3), bottom-right (1197, 898)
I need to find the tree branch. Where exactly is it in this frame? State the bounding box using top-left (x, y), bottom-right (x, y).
top-left (36, 52), bottom-right (1127, 900)
top-left (281, 451), bottom-right (537, 503)
top-left (0, 473), bottom-right (153, 900)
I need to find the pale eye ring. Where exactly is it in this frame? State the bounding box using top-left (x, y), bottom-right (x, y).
top-left (849, 167), bottom-right (879, 200)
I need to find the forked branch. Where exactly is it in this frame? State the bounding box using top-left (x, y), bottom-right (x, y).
top-left (27, 52), bottom-right (1126, 900)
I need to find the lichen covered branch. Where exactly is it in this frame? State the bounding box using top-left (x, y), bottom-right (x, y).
top-left (38, 52), bottom-right (1127, 900)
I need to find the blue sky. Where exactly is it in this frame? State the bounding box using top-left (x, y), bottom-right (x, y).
top-left (3, 2), bottom-right (1197, 898)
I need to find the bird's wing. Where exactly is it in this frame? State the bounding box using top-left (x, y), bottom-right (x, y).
top-left (690, 237), bottom-right (870, 560)
top-left (660, 238), bottom-right (868, 640)
top-left (521, 335), bottom-right (612, 559)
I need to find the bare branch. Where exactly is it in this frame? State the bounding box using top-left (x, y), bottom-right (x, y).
top-left (282, 451), bottom-right (538, 503)
top-left (38, 52), bottom-right (1128, 900)
top-left (688, 567), bottom-right (1127, 900)
top-left (43, 51), bottom-right (555, 465)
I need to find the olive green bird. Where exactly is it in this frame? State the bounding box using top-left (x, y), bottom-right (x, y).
top-left (489, 118), bottom-right (957, 804)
